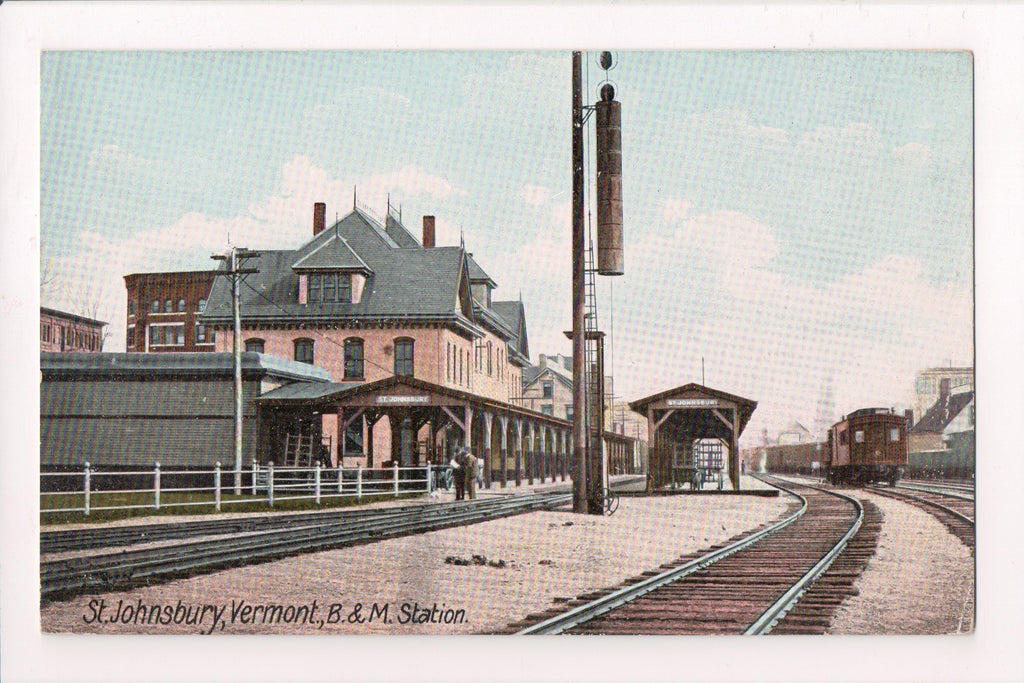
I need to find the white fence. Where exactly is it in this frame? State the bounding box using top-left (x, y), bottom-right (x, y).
top-left (41, 461), bottom-right (437, 517)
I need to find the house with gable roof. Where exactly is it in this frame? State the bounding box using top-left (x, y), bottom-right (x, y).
top-left (199, 201), bottom-right (542, 470)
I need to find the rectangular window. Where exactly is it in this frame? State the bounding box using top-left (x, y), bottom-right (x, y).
top-left (309, 274), bottom-right (321, 302)
top-left (541, 405), bottom-right (553, 416)
top-left (323, 273), bottom-right (336, 302)
top-left (565, 405), bottom-right (574, 423)
top-left (487, 341), bottom-right (493, 376)
top-left (196, 324), bottom-right (207, 343)
top-left (394, 339), bottom-right (414, 377)
top-left (854, 430), bottom-right (864, 443)
top-left (839, 430), bottom-right (847, 446)
top-left (149, 326), bottom-right (163, 345)
top-left (344, 421), bottom-right (363, 454)
top-left (889, 428), bottom-right (900, 442)
top-left (127, 326), bottom-right (134, 347)
top-left (542, 381), bottom-right (553, 398)
top-left (344, 339), bottom-right (364, 380)
top-left (338, 274), bottom-right (351, 303)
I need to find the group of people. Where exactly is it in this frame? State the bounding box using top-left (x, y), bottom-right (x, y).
top-left (450, 447), bottom-right (483, 500)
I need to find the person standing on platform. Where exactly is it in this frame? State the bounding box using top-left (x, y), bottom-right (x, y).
top-left (451, 448), bottom-right (465, 501)
top-left (463, 447), bottom-right (477, 500)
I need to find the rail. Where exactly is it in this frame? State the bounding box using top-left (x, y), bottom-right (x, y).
top-left (743, 478), bottom-right (864, 634)
top-left (41, 491), bottom-right (573, 599)
top-left (41, 462), bottom-right (435, 517)
top-left (517, 484), bottom-right (809, 635)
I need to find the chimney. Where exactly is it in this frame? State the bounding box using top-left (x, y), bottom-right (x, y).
top-left (314, 202), bottom-right (326, 236)
top-left (939, 377), bottom-right (951, 401)
top-left (422, 215), bottom-right (436, 248)
top-left (904, 408), bottom-right (914, 430)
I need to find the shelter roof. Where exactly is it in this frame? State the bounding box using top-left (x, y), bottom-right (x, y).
top-left (629, 382), bottom-right (758, 436)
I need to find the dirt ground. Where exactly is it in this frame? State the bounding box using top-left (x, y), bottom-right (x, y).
top-left (41, 484), bottom-right (790, 635)
top-left (827, 489), bottom-right (975, 635)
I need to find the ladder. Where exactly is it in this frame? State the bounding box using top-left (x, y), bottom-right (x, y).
top-left (283, 433), bottom-right (315, 467)
top-left (583, 240), bottom-right (605, 504)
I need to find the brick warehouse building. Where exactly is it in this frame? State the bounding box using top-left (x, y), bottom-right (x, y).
top-left (123, 270), bottom-right (218, 352)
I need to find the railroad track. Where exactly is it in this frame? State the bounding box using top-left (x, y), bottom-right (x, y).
top-left (41, 491), bottom-right (573, 600)
top-left (869, 484), bottom-right (974, 551)
top-left (508, 476), bottom-right (879, 635)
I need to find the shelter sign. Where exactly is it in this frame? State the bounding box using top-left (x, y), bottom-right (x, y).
top-left (666, 398), bottom-right (721, 408)
top-left (376, 395), bottom-right (430, 405)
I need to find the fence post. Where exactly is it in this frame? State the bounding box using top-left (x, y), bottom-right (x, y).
top-left (357, 466), bottom-right (363, 501)
top-left (251, 459), bottom-right (258, 495)
top-left (154, 462), bottom-right (161, 511)
top-left (215, 462), bottom-right (222, 512)
top-left (393, 463), bottom-right (400, 497)
top-left (84, 462), bottom-right (91, 517)
top-left (268, 461), bottom-right (275, 507)
top-left (337, 464), bottom-right (344, 494)
top-left (426, 462), bottom-right (432, 494)
top-left (315, 461), bottom-right (322, 505)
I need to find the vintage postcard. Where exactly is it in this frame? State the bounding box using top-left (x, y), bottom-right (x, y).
top-left (4, 3), bottom-right (1023, 683)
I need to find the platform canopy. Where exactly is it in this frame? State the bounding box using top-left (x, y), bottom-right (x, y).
top-left (629, 383), bottom-right (757, 491)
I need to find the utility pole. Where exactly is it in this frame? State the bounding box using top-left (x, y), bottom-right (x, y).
top-left (571, 51), bottom-right (588, 513)
top-left (211, 246), bottom-right (260, 494)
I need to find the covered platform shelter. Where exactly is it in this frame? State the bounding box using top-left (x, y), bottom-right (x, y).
top-left (254, 374), bottom-right (572, 489)
top-left (629, 383), bottom-right (757, 492)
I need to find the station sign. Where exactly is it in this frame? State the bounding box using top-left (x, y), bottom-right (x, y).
top-left (376, 395), bottom-right (430, 405)
top-left (666, 398), bottom-right (720, 408)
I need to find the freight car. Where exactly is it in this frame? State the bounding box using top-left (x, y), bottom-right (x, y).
top-left (826, 408), bottom-right (908, 485)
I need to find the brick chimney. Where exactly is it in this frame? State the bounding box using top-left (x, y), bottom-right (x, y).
top-left (422, 216), bottom-right (436, 248)
top-left (314, 202), bottom-right (326, 236)
top-left (939, 377), bottom-right (951, 400)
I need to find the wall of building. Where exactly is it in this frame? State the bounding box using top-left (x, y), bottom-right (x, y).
top-left (41, 377), bottom-right (260, 469)
top-left (218, 324), bottom-right (523, 404)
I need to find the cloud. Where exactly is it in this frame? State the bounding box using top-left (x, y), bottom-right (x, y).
top-left (661, 198), bottom-right (691, 221)
top-left (519, 184), bottom-right (552, 206)
top-left (893, 142), bottom-right (931, 164)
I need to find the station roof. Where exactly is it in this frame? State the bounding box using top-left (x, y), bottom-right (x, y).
top-left (629, 382), bottom-right (758, 436)
top-left (256, 373), bottom-right (570, 427)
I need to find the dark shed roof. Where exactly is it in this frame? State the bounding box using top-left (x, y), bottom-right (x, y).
top-left (41, 352), bottom-right (333, 383)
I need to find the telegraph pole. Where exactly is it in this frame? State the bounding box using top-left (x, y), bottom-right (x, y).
top-left (571, 51), bottom-right (588, 513)
top-left (571, 51), bottom-right (624, 514)
top-left (211, 246), bottom-right (260, 494)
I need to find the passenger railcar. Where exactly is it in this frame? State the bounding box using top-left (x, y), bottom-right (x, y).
top-left (826, 408), bottom-right (907, 485)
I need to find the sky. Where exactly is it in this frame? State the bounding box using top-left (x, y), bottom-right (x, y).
top-left (40, 49), bottom-right (973, 445)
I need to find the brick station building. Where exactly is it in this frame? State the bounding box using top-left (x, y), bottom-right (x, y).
top-left (198, 201), bottom-right (573, 484)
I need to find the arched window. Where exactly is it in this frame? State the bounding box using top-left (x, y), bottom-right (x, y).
top-left (164, 299), bottom-right (173, 313)
top-left (294, 338), bottom-right (314, 365)
top-left (177, 299), bottom-right (186, 312)
top-left (128, 301), bottom-right (135, 316)
top-left (394, 338), bottom-right (414, 377)
top-left (151, 300), bottom-right (160, 313)
top-left (344, 337), bottom-right (364, 380)
top-left (198, 299), bottom-right (207, 312)
top-left (245, 338), bottom-right (265, 354)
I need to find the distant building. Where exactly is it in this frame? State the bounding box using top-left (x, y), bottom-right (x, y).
top-left (910, 377), bottom-right (975, 454)
top-left (40, 307), bottom-right (106, 353)
top-left (777, 420), bottom-right (814, 446)
top-left (123, 270), bottom-right (218, 353)
top-left (521, 353), bottom-right (574, 420)
top-left (913, 366), bottom-right (973, 425)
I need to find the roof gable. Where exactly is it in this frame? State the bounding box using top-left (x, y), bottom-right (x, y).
top-left (291, 233), bottom-right (371, 272)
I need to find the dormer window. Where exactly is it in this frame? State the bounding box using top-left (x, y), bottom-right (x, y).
top-left (306, 272), bottom-right (352, 304)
